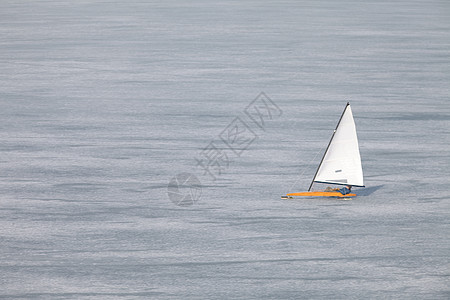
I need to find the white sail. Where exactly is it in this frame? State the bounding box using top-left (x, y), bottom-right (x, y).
top-left (311, 103), bottom-right (364, 188)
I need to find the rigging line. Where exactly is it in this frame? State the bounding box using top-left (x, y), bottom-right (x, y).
top-left (280, 102), bottom-right (349, 194)
top-left (285, 143), bottom-right (326, 193)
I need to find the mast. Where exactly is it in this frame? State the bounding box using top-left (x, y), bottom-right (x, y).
top-left (308, 102), bottom-right (350, 191)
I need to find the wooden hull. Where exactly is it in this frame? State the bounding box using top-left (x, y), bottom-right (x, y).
top-left (286, 191), bottom-right (356, 198)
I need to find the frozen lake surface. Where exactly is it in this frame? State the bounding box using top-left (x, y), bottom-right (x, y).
top-left (1, 0), bottom-right (449, 299)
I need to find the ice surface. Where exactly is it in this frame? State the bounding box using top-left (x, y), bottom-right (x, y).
top-left (0, 0), bottom-right (449, 299)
